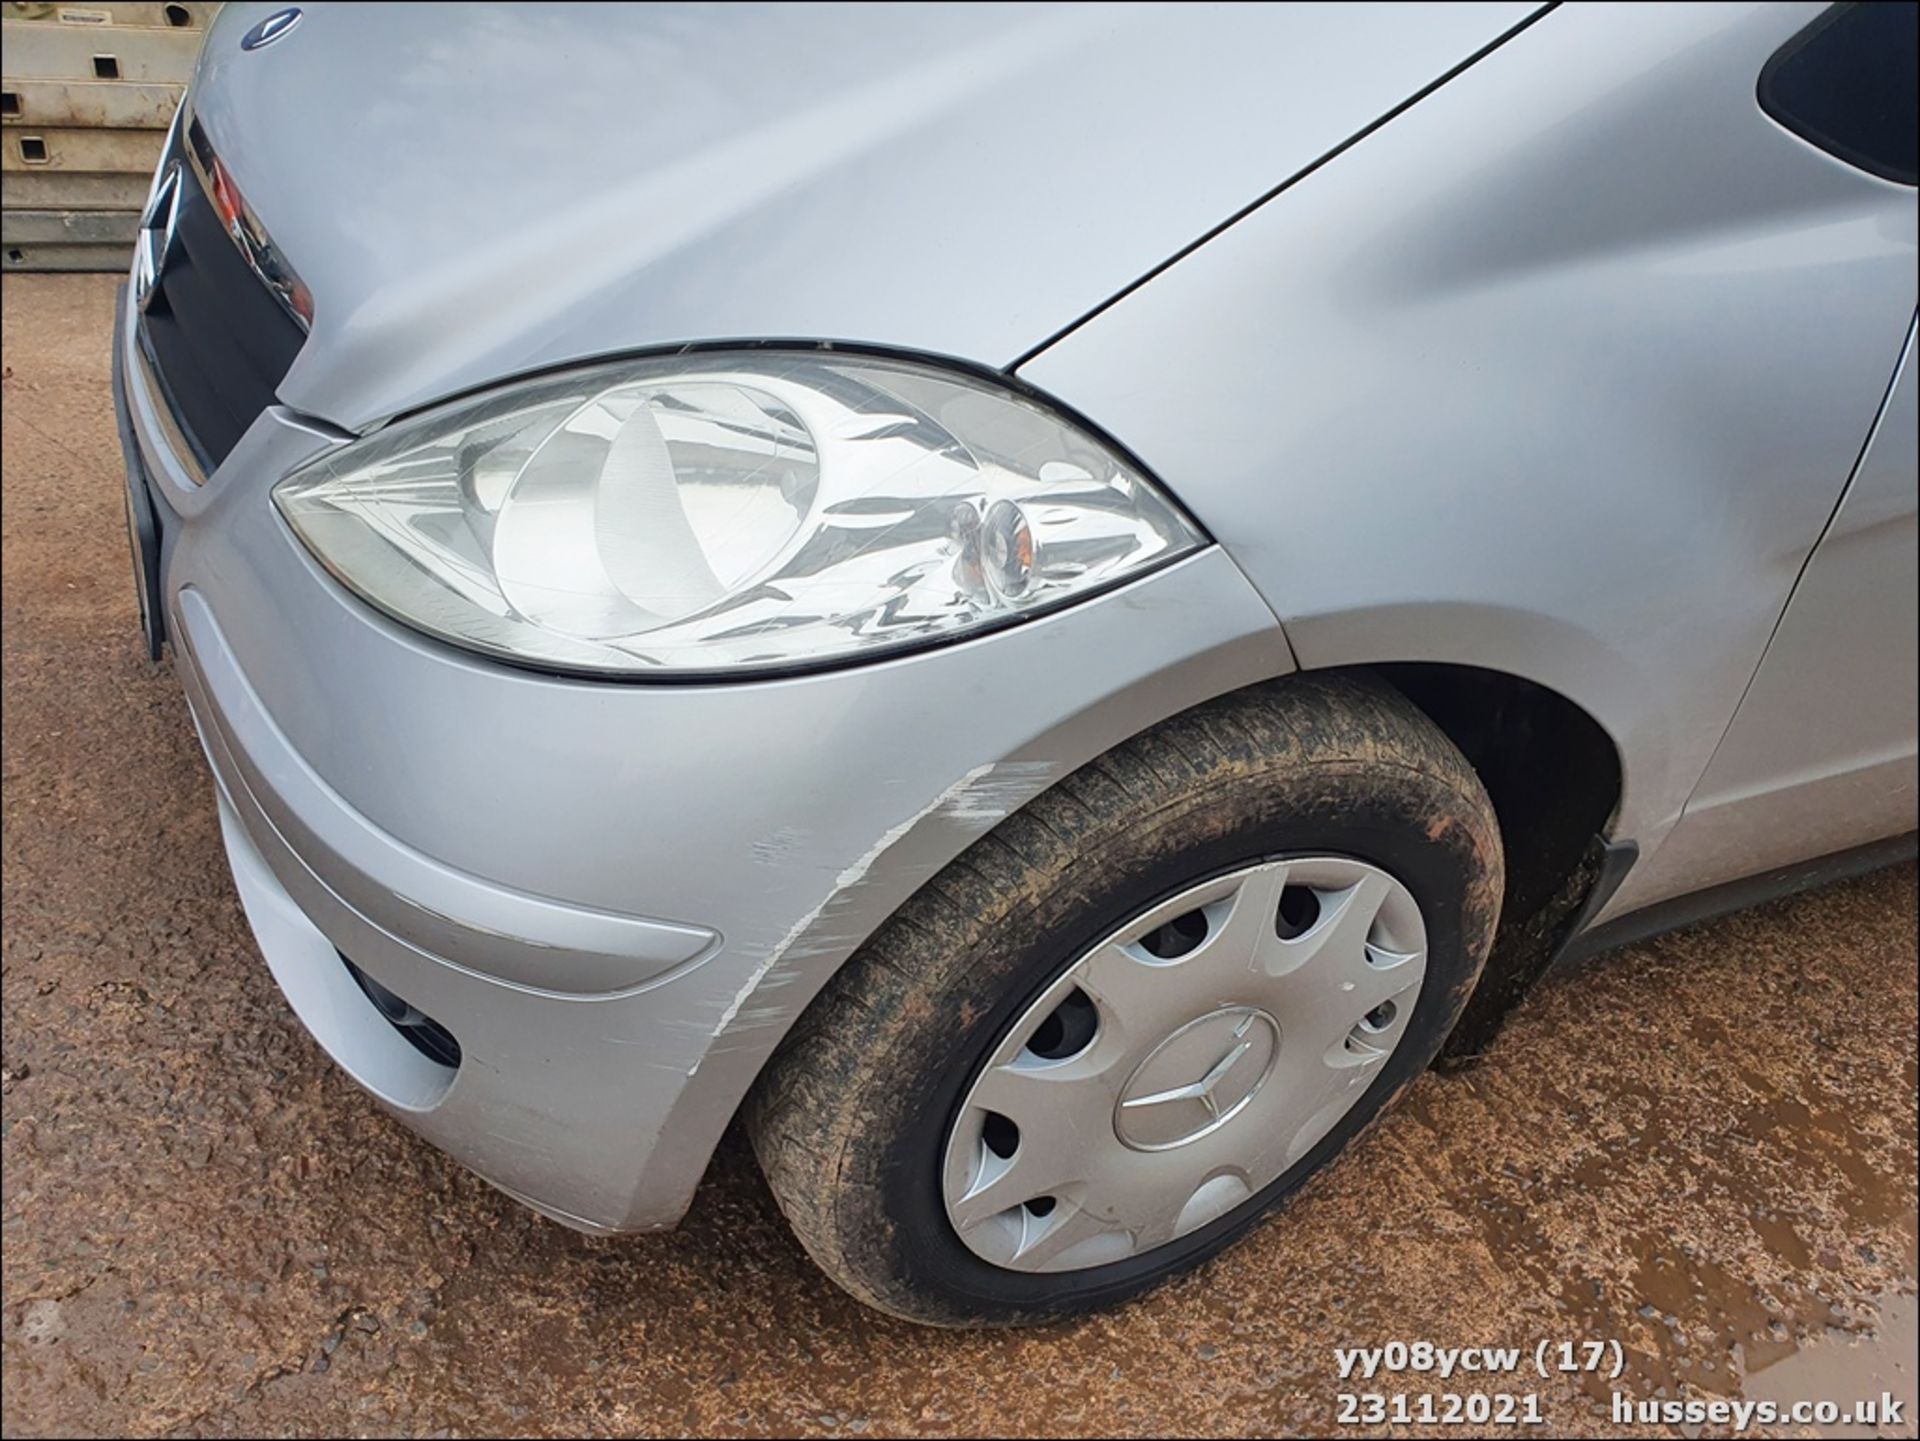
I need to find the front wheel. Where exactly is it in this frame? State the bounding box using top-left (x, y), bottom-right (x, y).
top-left (748, 674), bottom-right (1504, 1326)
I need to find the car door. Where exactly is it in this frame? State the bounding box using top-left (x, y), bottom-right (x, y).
top-left (1647, 320), bottom-right (1918, 895)
top-left (1608, 3), bottom-right (1920, 901)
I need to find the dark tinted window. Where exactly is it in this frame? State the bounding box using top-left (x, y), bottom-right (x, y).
top-left (1759, 2), bottom-right (1917, 185)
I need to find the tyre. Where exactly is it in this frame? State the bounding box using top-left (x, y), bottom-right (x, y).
top-left (748, 673), bottom-right (1504, 1326)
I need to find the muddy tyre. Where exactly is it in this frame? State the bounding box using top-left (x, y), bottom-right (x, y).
top-left (747, 674), bottom-right (1503, 1326)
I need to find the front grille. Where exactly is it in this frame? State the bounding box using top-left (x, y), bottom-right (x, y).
top-left (137, 120), bottom-right (306, 472)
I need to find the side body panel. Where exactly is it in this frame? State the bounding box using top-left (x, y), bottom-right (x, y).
top-left (1638, 321), bottom-right (1918, 907)
top-left (1017, 2), bottom-right (1919, 922)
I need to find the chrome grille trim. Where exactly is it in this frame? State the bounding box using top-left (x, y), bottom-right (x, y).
top-left (181, 114), bottom-right (312, 334)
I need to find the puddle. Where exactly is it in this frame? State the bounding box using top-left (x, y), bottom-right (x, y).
top-left (1401, 892), bottom-right (1919, 1427)
top-left (1741, 1290), bottom-right (1917, 1438)
top-left (1438, 1069), bottom-right (1915, 1406)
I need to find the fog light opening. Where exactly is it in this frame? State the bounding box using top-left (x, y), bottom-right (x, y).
top-left (340, 954), bottom-right (462, 1070)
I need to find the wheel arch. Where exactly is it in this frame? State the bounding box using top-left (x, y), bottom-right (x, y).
top-left (731, 657), bottom-right (1624, 1129)
top-left (1361, 661), bottom-right (1627, 1062)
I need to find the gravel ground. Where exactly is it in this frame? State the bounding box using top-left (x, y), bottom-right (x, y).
top-left (3, 273), bottom-right (1916, 1439)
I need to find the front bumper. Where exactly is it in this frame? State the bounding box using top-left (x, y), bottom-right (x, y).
top-left (115, 293), bottom-right (1295, 1232)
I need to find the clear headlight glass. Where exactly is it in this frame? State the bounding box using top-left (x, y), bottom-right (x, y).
top-left (274, 352), bottom-right (1204, 676)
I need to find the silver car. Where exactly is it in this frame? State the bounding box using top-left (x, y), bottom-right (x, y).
top-left (114, 1), bottom-right (1916, 1325)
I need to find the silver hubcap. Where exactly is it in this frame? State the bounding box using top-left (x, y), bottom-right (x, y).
top-left (941, 856), bottom-right (1428, 1273)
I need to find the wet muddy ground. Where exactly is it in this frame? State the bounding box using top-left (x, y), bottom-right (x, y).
top-left (4, 274), bottom-right (1916, 1438)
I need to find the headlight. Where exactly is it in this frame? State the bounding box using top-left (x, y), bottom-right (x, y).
top-left (274, 351), bottom-right (1204, 676)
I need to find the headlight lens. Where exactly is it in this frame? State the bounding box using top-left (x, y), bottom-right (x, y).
top-left (274, 352), bottom-right (1203, 676)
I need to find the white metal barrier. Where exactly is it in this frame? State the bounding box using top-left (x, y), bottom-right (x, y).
top-left (2, 2), bottom-right (216, 271)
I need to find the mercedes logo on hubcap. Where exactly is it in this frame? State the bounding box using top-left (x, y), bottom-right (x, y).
top-left (1114, 1006), bottom-right (1281, 1151)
